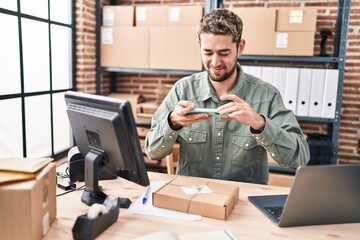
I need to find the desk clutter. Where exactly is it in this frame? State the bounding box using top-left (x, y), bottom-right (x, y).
top-left (0, 158), bottom-right (56, 240)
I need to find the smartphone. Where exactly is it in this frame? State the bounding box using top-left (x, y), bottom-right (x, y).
top-left (188, 108), bottom-right (228, 118)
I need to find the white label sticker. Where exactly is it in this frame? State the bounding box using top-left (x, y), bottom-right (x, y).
top-left (289, 10), bottom-right (304, 23)
top-left (136, 7), bottom-right (147, 21)
top-left (169, 7), bottom-right (181, 22)
top-left (42, 212), bottom-right (50, 236)
top-left (180, 185), bottom-right (213, 195)
top-left (276, 33), bottom-right (288, 48)
top-left (102, 28), bottom-right (113, 45)
top-left (103, 9), bottom-right (115, 26)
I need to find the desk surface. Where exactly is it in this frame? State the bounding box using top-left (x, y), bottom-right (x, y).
top-left (46, 170), bottom-right (360, 240)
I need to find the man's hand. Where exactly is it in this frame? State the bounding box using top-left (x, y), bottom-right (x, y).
top-left (169, 101), bottom-right (212, 130)
top-left (216, 94), bottom-right (266, 131)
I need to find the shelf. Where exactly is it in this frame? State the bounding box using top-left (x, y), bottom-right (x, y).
top-left (101, 67), bottom-right (198, 75)
top-left (238, 55), bottom-right (340, 64)
top-left (296, 116), bottom-right (337, 123)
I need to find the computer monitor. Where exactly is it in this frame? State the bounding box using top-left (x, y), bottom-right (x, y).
top-left (65, 91), bottom-right (150, 208)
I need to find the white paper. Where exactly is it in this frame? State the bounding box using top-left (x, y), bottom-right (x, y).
top-left (180, 185), bottom-right (213, 195)
top-left (103, 8), bottom-right (115, 26)
top-left (127, 181), bottom-right (202, 221)
top-left (136, 7), bottom-right (147, 21)
top-left (101, 28), bottom-right (113, 45)
top-left (289, 10), bottom-right (304, 23)
top-left (276, 33), bottom-right (288, 48)
top-left (169, 7), bottom-right (181, 22)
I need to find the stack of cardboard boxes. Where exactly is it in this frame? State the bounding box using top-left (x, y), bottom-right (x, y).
top-left (101, 5), bottom-right (203, 71)
top-left (231, 7), bottom-right (318, 56)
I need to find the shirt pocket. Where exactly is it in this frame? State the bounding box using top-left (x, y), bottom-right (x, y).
top-left (231, 135), bottom-right (263, 167)
top-left (179, 128), bottom-right (207, 163)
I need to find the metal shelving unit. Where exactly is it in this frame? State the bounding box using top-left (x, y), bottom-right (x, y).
top-left (95, 0), bottom-right (351, 173)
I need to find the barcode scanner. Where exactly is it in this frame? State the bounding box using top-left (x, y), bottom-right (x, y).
top-left (319, 28), bottom-right (333, 57)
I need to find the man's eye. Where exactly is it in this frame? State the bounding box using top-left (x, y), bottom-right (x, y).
top-left (219, 52), bottom-right (229, 56)
top-left (203, 51), bottom-right (212, 55)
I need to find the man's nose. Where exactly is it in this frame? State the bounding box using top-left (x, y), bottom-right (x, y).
top-left (211, 54), bottom-right (221, 67)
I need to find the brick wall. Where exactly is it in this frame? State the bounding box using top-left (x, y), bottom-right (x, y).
top-left (75, 0), bottom-right (360, 164)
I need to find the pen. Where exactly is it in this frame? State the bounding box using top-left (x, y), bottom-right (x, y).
top-left (142, 186), bottom-right (151, 204)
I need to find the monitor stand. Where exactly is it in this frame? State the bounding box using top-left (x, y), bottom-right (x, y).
top-left (81, 147), bottom-right (132, 208)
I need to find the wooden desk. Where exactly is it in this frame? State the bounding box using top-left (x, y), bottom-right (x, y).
top-left (45, 171), bottom-right (360, 240)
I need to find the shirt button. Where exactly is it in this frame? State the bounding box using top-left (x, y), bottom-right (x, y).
top-left (245, 143), bottom-right (249, 148)
top-left (172, 132), bottom-right (176, 135)
top-left (217, 133), bottom-right (221, 136)
top-left (169, 136), bottom-right (173, 139)
top-left (216, 156), bottom-right (220, 160)
top-left (261, 141), bottom-right (264, 145)
top-left (255, 137), bottom-right (259, 140)
top-left (271, 153), bottom-right (275, 157)
top-left (162, 145), bottom-right (165, 148)
top-left (189, 138), bottom-right (192, 142)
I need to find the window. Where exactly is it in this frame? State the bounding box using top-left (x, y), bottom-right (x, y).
top-left (0, 0), bottom-right (74, 158)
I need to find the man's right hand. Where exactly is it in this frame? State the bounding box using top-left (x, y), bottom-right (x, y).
top-left (168, 101), bottom-right (212, 130)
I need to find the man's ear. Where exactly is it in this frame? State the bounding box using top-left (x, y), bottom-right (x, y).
top-left (238, 39), bottom-right (245, 56)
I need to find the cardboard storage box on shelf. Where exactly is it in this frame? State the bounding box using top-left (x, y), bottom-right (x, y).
top-left (274, 7), bottom-right (317, 56)
top-left (153, 176), bottom-right (239, 220)
top-left (136, 101), bottom-right (159, 124)
top-left (150, 27), bottom-right (202, 71)
top-left (167, 6), bottom-right (203, 27)
top-left (101, 26), bottom-right (149, 68)
top-left (0, 162), bottom-right (56, 240)
top-left (108, 93), bottom-right (145, 119)
top-left (102, 5), bottom-right (134, 26)
top-left (136, 5), bottom-right (168, 27)
top-left (230, 8), bottom-right (276, 55)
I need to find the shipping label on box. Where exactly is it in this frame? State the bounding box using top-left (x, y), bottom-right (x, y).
top-left (102, 6), bottom-right (134, 26)
top-left (153, 176), bottom-right (239, 220)
top-left (276, 7), bottom-right (318, 32)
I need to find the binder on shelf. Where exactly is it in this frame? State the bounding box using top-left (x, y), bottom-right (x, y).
top-left (296, 68), bottom-right (312, 117)
top-left (309, 69), bottom-right (326, 118)
top-left (284, 68), bottom-right (300, 114)
top-left (249, 66), bottom-right (262, 78)
top-left (273, 67), bottom-right (287, 99)
top-left (322, 69), bottom-right (339, 118)
top-left (261, 66), bottom-right (275, 85)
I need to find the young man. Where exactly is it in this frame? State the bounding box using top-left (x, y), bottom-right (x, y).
top-left (145, 9), bottom-right (310, 184)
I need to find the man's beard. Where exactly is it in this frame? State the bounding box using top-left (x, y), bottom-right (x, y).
top-left (207, 61), bottom-right (237, 82)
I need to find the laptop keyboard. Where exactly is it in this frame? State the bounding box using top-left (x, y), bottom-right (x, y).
top-left (264, 206), bottom-right (284, 221)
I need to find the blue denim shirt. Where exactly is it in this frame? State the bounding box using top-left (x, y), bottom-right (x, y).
top-left (145, 64), bottom-right (310, 184)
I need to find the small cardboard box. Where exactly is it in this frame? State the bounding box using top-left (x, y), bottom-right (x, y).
top-left (153, 176), bottom-right (239, 220)
top-left (102, 6), bottom-right (134, 26)
top-left (276, 7), bottom-right (318, 32)
top-left (273, 31), bottom-right (315, 56)
top-left (149, 27), bottom-right (202, 71)
top-left (167, 6), bottom-right (203, 27)
top-left (136, 5), bottom-right (168, 27)
top-left (231, 8), bottom-right (276, 55)
top-left (0, 163), bottom-right (57, 240)
top-left (108, 93), bottom-right (145, 119)
top-left (101, 26), bottom-right (149, 68)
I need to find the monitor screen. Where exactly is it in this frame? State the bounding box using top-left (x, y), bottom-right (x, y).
top-left (65, 91), bottom-right (149, 207)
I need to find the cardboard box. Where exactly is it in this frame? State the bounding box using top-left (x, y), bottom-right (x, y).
top-left (150, 27), bottom-right (202, 71)
top-left (136, 5), bottom-right (168, 27)
top-left (101, 26), bottom-right (149, 68)
top-left (0, 163), bottom-right (57, 240)
top-left (102, 6), bottom-right (134, 26)
top-left (273, 31), bottom-right (315, 56)
top-left (230, 8), bottom-right (276, 55)
top-left (276, 7), bottom-right (318, 32)
top-left (168, 6), bottom-right (203, 27)
top-left (153, 176), bottom-right (239, 220)
top-left (108, 93), bottom-right (145, 119)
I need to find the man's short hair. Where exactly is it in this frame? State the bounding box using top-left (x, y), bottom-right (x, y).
top-left (197, 8), bottom-right (243, 44)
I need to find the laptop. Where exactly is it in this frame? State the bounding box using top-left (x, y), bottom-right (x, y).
top-left (248, 164), bottom-right (360, 227)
